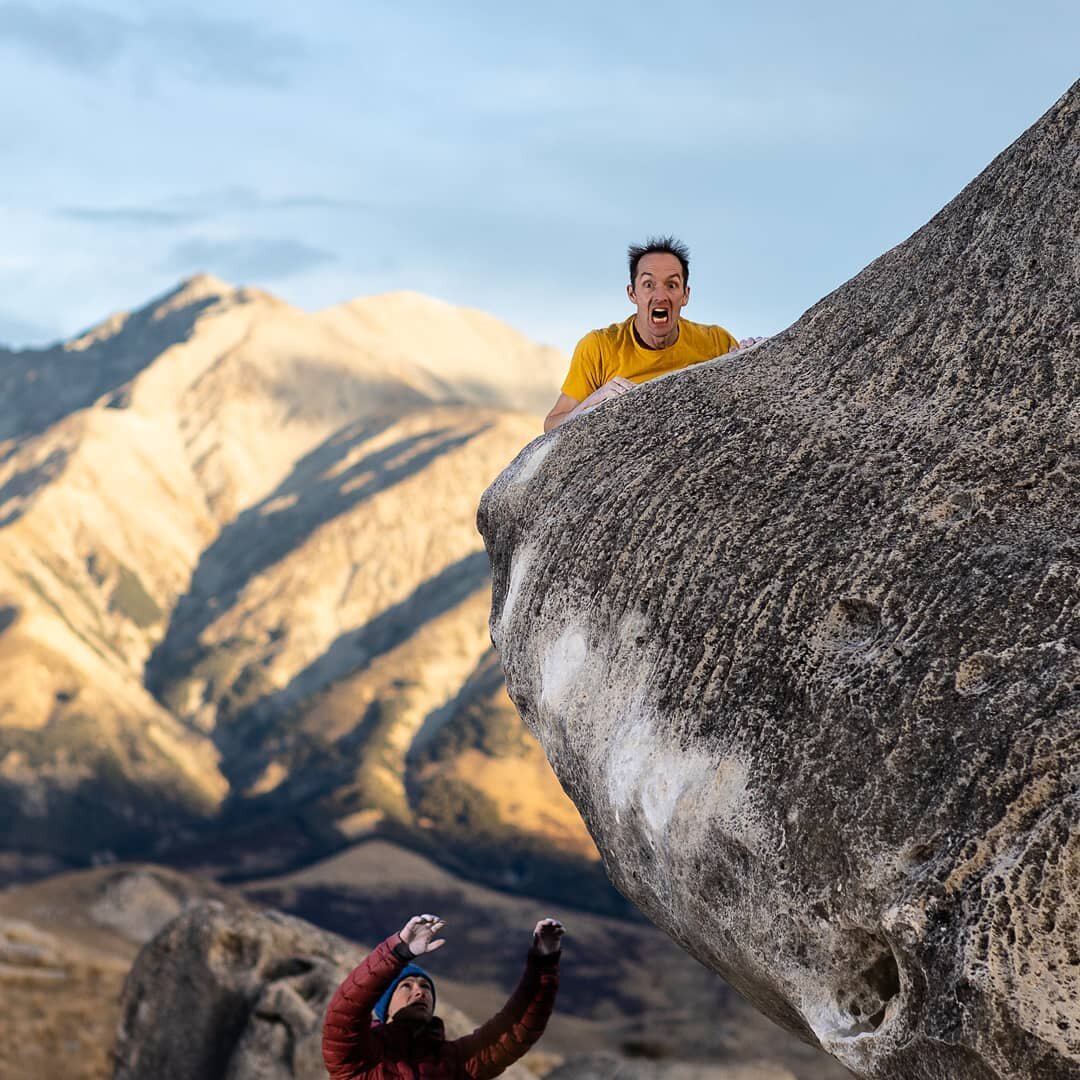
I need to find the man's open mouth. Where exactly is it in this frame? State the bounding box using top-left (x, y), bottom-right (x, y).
top-left (650, 307), bottom-right (670, 325)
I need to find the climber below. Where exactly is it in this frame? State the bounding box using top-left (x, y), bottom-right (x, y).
top-left (544, 235), bottom-right (763, 432)
top-left (322, 912), bottom-right (564, 1080)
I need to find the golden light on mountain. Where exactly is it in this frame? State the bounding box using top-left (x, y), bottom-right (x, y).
top-left (0, 275), bottom-right (597, 895)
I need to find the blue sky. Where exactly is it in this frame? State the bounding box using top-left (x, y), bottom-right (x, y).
top-left (1, 0), bottom-right (1077, 354)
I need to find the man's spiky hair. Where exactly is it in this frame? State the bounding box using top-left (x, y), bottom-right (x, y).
top-left (628, 236), bottom-right (690, 284)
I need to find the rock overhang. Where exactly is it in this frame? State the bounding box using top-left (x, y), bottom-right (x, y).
top-left (478, 80), bottom-right (1079, 1080)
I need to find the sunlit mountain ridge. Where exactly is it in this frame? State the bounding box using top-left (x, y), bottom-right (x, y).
top-left (0, 275), bottom-right (606, 907)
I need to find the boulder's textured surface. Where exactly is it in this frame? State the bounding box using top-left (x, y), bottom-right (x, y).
top-left (479, 82), bottom-right (1079, 1079)
top-left (113, 900), bottom-right (533, 1080)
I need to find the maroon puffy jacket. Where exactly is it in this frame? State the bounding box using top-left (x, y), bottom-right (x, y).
top-left (322, 933), bottom-right (560, 1080)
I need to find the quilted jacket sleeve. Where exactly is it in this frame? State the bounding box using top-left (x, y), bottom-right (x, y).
top-left (322, 934), bottom-right (406, 1079)
top-left (454, 950), bottom-right (560, 1080)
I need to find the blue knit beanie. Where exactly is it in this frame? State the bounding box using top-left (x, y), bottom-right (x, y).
top-left (374, 963), bottom-right (436, 1023)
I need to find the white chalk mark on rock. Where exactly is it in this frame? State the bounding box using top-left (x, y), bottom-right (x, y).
top-left (605, 710), bottom-right (750, 842)
top-left (514, 439), bottom-right (555, 485)
top-left (541, 628), bottom-right (587, 708)
top-left (500, 545), bottom-right (533, 633)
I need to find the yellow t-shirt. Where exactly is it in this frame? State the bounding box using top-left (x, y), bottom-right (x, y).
top-left (561, 317), bottom-right (738, 401)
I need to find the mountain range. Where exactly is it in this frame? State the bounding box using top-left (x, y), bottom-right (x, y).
top-left (0, 276), bottom-right (613, 907)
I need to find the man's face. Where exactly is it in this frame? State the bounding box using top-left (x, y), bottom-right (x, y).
top-left (388, 976), bottom-right (435, 1022)
top-left (628, 252), bottom-right (690, 344)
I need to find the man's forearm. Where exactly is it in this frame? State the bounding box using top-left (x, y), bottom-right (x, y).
top-left (545, 395), bottom-right (606, 432)
top-left (458, 952), bottom-right (559, 1078)
top-left (545, 378), bottom-right (635, 432)
top-left (544, 409), bottom-right (574, 432)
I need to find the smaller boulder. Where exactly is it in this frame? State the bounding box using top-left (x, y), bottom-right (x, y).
top-left (114, 901), bottom-right (351, 1079)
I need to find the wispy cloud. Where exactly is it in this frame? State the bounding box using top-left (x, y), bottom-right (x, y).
top-left (57, 187), bottom-right (364, 227)
top-left (0, 2), bottom-right (125, 73)
top-left (163, 236), bottom-right (337, 282)
top-left (59, 206), bottom-right (203, 226)
top-left (0, 3), bottom-right (306, 87)
top-left (178, 187), bottom-right (365, 215)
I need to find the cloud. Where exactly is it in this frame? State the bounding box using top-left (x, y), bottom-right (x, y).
top-left (146, 14), bottom-right (306, 89)
top-left (59, 206), bottom-right (203, 226)
top-left (0, 3), bottom-right (126, 73)
top-left (163, 236), bottom-right (337, 282)
top-left (272, 195), bottom-right (362, 212)
top-left (182, 187), bottom-right (365, 215)
top-left (57, 188), bottom-right (364, 227)
top-left (0, 3), bottom-right (306, 87)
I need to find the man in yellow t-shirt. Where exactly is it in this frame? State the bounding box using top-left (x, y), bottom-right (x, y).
top-left (544, 236), bottom-right (758, 432)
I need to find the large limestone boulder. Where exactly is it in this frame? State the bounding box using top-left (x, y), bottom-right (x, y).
top-left (478, 82), bottom-right (1079, 1079)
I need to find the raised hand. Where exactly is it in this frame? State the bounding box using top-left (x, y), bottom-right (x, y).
top-left (532, 918), bottom-right (565, 956)
top-left (399, 914), bottom-right (447, 956)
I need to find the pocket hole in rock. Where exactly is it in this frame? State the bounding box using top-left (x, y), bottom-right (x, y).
top-left (825, 934), bottom-right (902, 1040)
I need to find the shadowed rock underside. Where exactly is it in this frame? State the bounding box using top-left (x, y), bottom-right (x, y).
top-left (479, 82), bottom-right (1079, 1079)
